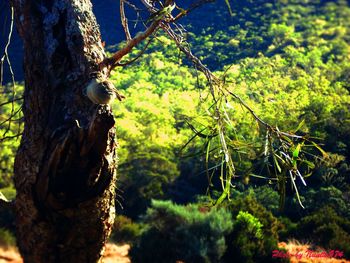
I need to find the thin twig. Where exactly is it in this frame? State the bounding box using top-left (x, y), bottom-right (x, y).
top-left (104, 19), bottom-right (161, 71)
top-left (105, 0), bottom-right (178, 70)
top-left (0, 106), bottom-right (22, 129)
top-left (120, 0), bottom-right (132, 41)
top-left (123, 0), bottom-right (144, 29)
top-left (140, 0), bottom-right (158, 13)
top-left (171, 0), bottom-right (216, 22)
top-left (1, 6), bottom-right (17, 140)
top-left (1, 6), bottom-right (15, 87)
top-left (0, 133), bottom-right (22, 143)
top-left (225, 88), bottom-right (269, 128)
top-left (117, 36), bottom-right (154, 66)
top-left (0, 96), bottom-right (23, 108)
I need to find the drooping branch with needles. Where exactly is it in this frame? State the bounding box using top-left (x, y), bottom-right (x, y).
top-left (0, 0), bottom-right (324, 208)
top-left (100, 0), bottom-right (325, 207)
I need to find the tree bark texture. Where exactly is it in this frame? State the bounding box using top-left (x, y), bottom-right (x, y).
top-left (11, 0), bottom-right (118, 262)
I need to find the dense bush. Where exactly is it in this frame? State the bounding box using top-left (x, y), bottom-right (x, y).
top-left (110, 215), bottom-right (144, 244)
top-left (223, 211), bottom-right (265, 263)
top-left (0, 187), bottom-right (15, 231)
top-left (302, 186), bottom-right (350, 218)
top-left (308, 153), bottom-right (350, 190)
top-left (277, 217), bottom-right (298, 241)
top-left (222, 193), bottom-right (280, 262)
top-left (130, 200), bottom-right (233, 263)
top-left (225, 193), bottom-right (280, 241)
top-left (0, 228), bottom-right (16, 248)
top-left (0, 84), bottom-right (23, 188)
top-left (247, 186), bottom-right (280, 215)
top-left (297, 206), bottom-right (350, 258)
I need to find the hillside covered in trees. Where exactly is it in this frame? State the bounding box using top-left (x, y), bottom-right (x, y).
top-left (1, 0), bottom-right (350, 262)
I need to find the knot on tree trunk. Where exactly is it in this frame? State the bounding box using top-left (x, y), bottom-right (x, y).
top-left (35, 105), bottom-right (116, 211)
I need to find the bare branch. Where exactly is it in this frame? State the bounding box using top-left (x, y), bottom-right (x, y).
top-left (117, 36), bottom-right (154, 66)
top-left (0, 133), bottom-right (22, 143)
top-left (104, 20), bottom-right (161, 71)
top-left (1, 5), bottom-right (15, 87)
top-left (120, 0), bottom-right (132, 41)
top-left (123, 0), bottom-right (144, 29)
top-left (0, 96), bottom-right (23, 108)
top-left (161, 23), bottom-right (218, 83)
top-left (104, 0), bottom-right (184, 71)
top-left (103, 0), bottom-right (218, 71)
top-left (225, 88), bottom-right (269, 128)
top-left (160, 22), bottom-right (219, 105)
top-left (171, 0), bottom-right (216, 22)
top-left (0, 106), bottom-right (22, 128)
top-left (140, 0), bottom-right (158, 13)
top-left (1, 5), bottom-right (20, 142)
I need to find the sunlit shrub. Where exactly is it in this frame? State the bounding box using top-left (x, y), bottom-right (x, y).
top-left (0, 228), bottom-right (16, 248)
top-left (110, 215), bottom-right (144, 244)
top-left (130, 200), bottom-right (233, 263)
top-left (222, 194), bottom-right (280, 262)
top-left (223, 211), bottom-right (264, 262)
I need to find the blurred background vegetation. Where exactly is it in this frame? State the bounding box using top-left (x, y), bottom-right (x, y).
top-left (1, 0), bottom-right (350, 262)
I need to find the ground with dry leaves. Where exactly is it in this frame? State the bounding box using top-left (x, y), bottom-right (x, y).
top-left (278, 241), bottom-right (350, 263)
top-left (1, 241), bottom-right (350, 262)
top-left (0, 243), bottom-right (130, 263)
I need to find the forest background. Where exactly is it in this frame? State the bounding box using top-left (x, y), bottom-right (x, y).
top-left (1, 0), bottom-right (350, 262)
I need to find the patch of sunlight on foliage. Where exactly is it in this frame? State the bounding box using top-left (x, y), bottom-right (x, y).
top-left (110, 215), bottom-right (145, 244)
top-left (0, 186), bottom-right (16, 200)
top-left (222, 194), bottom-right (280, 263)
top-left (130, 200), bottom-right (233, 263)
top-left (0, 83), bottom-right (24, 188)
top-left (235, 211), bottom-right (263, 239)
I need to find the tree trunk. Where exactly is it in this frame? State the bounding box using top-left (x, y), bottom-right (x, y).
top-left (11, 0), bottom-right (117, 262)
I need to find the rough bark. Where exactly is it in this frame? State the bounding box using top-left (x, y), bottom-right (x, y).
top-left (11, 0), bottom-right (117, 262)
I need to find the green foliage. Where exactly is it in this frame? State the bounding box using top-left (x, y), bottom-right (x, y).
top-left (277, 217), bottom-right (298, 241)
top-left (223, 211), bottom-right (265, 263)
top-left (0, 188), bottom-right (15, 231)
top-left (111, 79), bottom-right (206, 217)
top-left (109, 46), bottom-right (216, 217)
top-left (303, 186), bottom-right (350, 218)
top-left (297, 206), bottom-right (350, 258)
top-left (0, 83), bottom-right (23, 188)
top-left (1, 0), bottom-right (350, 254)
top-left (236, 211), bottom-right (263, 239)
top-left (247, 186), bottom-right (280, 215)
top-left (222, 194), bottom-right (280, 263)
top-left (110, 36), bottom-right (198, 95)
top-left (117, 145), bottom-right (180, 218)
top-left (0, 228), bottom-right (16, 247)
top-left (187, 0), bottom-right (276, 67)
top-left (110, 215), bottom-right (144, 244)
top-left (225, 193), bottom-right (280, 239)
top-left (130, 200), bottom-right (233, 263)
top-left (0, 186), bottom-right (16, 200)
top-left (311, 153), bottom-right (349, 190)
